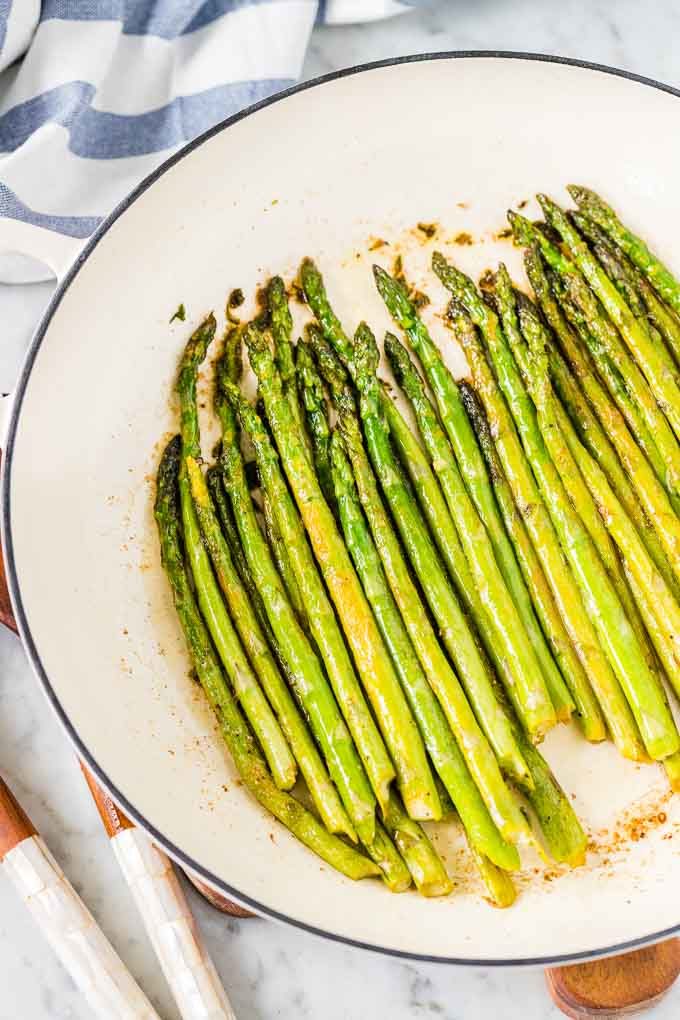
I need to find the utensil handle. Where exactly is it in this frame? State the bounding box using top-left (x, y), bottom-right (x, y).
top-left (111, 828), bottom-right (238, 1020)
top-left (82, 767), bottom-right (238, 1020)
top-left (0, 777), bottom-right (160, 1020)
top-left (546, 943), bottom-right (680, 1017)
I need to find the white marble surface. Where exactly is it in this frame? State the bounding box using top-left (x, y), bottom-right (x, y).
top-left (3, 2), bottom-right (680, 1017)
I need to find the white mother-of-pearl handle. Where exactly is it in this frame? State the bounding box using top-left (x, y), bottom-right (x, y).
top-left (111, 828), bottom-right (237, 1020)
top-left (3, 834), bottom-right (160, 1020)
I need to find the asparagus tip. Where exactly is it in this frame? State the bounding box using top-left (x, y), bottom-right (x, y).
top-left (567, 184), bottom-right (593, 206)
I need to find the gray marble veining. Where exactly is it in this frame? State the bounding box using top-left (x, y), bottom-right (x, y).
top-left (2, 1), bottom-right (680, 1016)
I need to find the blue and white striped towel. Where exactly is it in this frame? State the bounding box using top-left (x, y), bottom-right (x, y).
top-left (0, 0), bottom-right (424, 281)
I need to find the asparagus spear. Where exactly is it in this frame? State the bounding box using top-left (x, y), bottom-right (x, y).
top-left (313, 334), bottom-right (588, 866)
top-left (296, 332), bottom-right (335, 507)
top-left (219, 391), bottom-right (420, 887)
top-left (381, 354), bottom-right (589, 861)
top-left (496, 269), bottom-right (656, 667)
top-left (524, 243), bottom-right (680, 592)
top-left (568, 185), bottom-right (680, 320)
top-left (514, 729), bottom-right (587, 867)
top-left (538, 194), bottom-right (680, 446)
top-left (572, 209), bottom-right (680, 372)
top-left (459, 381), bottom-right (600, 725)
top-left (381, 390), bottom-right (557, 739)
top-left (188, 455), bottom-right (362, 836)
top-left (371, 268), bottom-right (577, 723)
top-left (244, 324), bottom-right (441, 822)
top-left (206, 464), bottom-right (273, 633)
top-left (523, 247), bottom-right (680, 597)
top-left (558, 429), bottom-right (680, 695)
top-left (360, 819), bottom-right (412, 893)
top-left (432, 264), bottom-right (646, 760)
top-left (301, 259), bottom-right (529, 780)
top-left (354, 324), bottom-right (537, 838)
top-left (175, 316), bottom-right (298, 790)
top-left (556, 272), bottom-right (670, 495)
top-left (369, 263), bottom-right (540, 661)
top-left (383, 792), bottom-right (453, 897)
top-left (515, 289), bottom-right (665, 681)
top-left (384, 331), bottom-right (558, 737)
top-left (215, 348), bottom-right (375, 843)
top-left (518, 292), bottom-right (680, 761)
top-left (511, 211), bottom-right (679, 503)
top-left (632, 273), bottom-right (680, 371)
top-left (470, 845), bottom-right (517, 908)
top-left (154, 437), bottom-right (380, 881)
top-left (330, 428), bottom-right (503, 888)
top-left (222, 385), bottom-right (399, 818)
top-left (531, 346), bottom-right (680, 791)
top-left (373, 263), bottom-right (606, 741)
top-left (266, 276), bottom-right (312, 461)
top-left (317, 356), bottom-right (524, 861)
top-left (260, 486), bottom-right (311, 636)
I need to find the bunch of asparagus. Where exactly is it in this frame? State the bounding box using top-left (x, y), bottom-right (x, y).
top-left (155, 186), bottom-right (680, 907)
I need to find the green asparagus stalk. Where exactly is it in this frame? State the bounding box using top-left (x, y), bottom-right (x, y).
top-left (556, 272), bottom-right (670, 495)
top-left (188, 455), bottom-right (363, 837)
top-left (206, 465), bottom-right (274, 634)
top-left (559, 430), bottom-right (680, 696)
top-left (329, 428), bottom-right (514, 878)
top-left (319, 369), bottom-right (524, 860)
top-left (571, 212), bottom-right (664, 333)
top-left (663, 751), bottom-right (680, 794)
top-left (431, 265), bottom-right (645, 762)
top-left (221, 401), bottom-right (411, 889)
top-left (514, 728), bottom-right (587, 867)
top-left (267, 276), bottom-right (312, 461)
top-left (222, 384), bottom-right (398, 825)
top-left (632, 274), bottom-right (680, 371)
top-left (352, 323), bottom-right (534, 840)
top-left (260, 486), bottom-right (311, 636)
top-left (538, 194), bottom-right (680, 445)
top-left (568, 185), bottom-right (680, 320)
top-left (154, 437), bottom-right (380, 882)
top-left (433, 774), bottom-right (456, 820)
top-left (381, 391), bottom-right (555, 740)
top-left (514, 289), bottom-right (666, 681)
top-left (573, 209), bottom-right (680, 372)
top-left (369, 260), bottom-right (545, 679)
top-left (244, 324), bottom-right (441, 822)
top-left (374, 262), bottom-right (606, 741)
top-left (511, 211), bottom-right (680, 503)
top-left (496, 269), bottom-right (656, 667)
top-left (215, 350), bottom-right (375, 843)
top-left (470, 844), bottom-right (517, 908)
top-left (383, 792), bottom-right (453, 897)
top-left (522, 247), bottom-right (680, 599)
top-left (361, 820), bottom-right (412, 893)
top-left (296, 332), bottom-right (335, 507)
top-left (175, 316), bottom-right (297, 790)
top-left (370, 266), bottom-right (575, 723)
top-left (301, 259), bottom-right (530, 780)
top-left (457, 381), bottom-right (599, 729)
top-left (319, 334), bottom-right (587, 866)
top-left (384, 331), bottom-right (557, 737)
top-left (536, 365), bottom-right (680, 791)
top-left (519, 296), bottom-right (680, 761)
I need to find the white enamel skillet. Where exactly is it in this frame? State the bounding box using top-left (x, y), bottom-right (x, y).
top-left (3, 53), bottom-right (680, 968)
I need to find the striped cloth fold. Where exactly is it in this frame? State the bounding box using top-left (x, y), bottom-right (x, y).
top-left (0, 0), bottom-right (424, 280)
